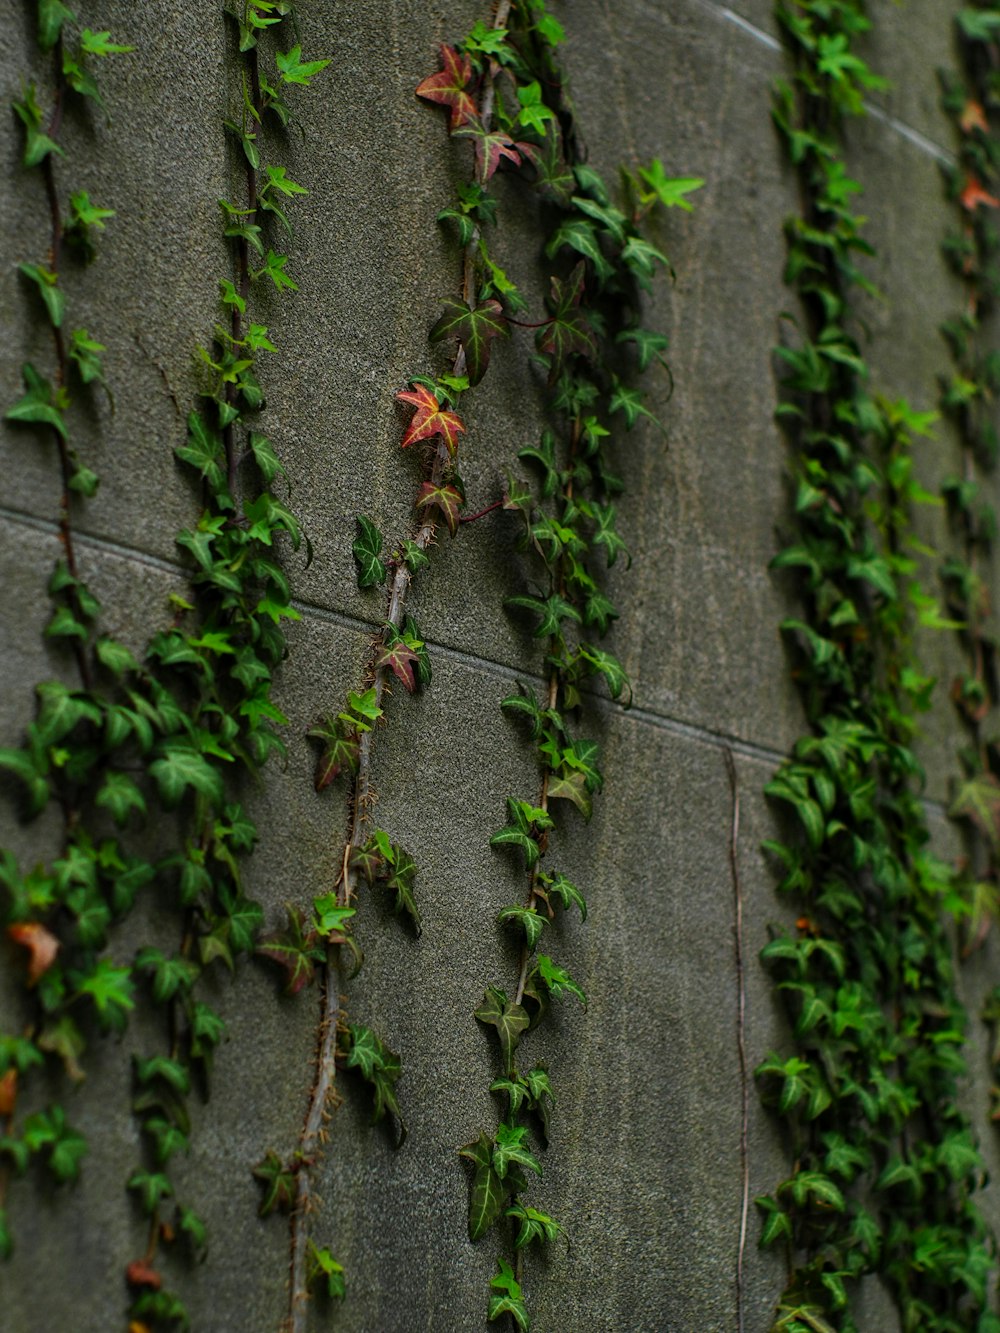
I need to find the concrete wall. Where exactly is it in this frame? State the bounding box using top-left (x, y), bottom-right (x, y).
top-left (1, 2), bottom-right (997, 1330)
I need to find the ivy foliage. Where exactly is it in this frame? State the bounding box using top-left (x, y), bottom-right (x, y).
top-left (938, 11), bottom-right (1000, 970)
top-left (1, 1), bottom-right (316, 1325)
top-left (758, 3), bottom-right (996, 1329)
top-left (415, 2), bottom-right (701, 1325)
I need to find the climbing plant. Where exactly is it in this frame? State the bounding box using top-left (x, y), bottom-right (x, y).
top-left (410, 4), bottom-right (701, 1328)
top-left (1, 2), bottom-right (322, 1326)
top-left (938, 8), bottom-right (1000, 1107)
top-left (756, 2), bottom-right (996, 1330)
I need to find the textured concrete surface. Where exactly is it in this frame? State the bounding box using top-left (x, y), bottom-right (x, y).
top-left (2, 1), bottom-right (999, 1331)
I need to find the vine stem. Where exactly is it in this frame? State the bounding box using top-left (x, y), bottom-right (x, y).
top-left (41, 37), bottom-right (91, 691)
top-left (724, 748), bottom-right (748, 1333)
top-left (286, 11), bottom-right (513, 1327)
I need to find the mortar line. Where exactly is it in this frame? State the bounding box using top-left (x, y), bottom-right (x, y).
top-left (708, 3), bottom-right (954, 165)
top-left (0, 504), bottom-right (951, 818)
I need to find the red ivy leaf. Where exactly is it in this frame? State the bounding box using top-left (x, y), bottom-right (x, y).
top-left (452, 116), bottom-right (521, 182)
top-left (960, 177), bottom-right (1000, 212)
top-left (395, 384), bottom-right (466, 455)
top-left (429, 298), bottom-right (509, 385)
top-left (126, 1260), bottom-right (162, 1291)
top-left (415, 44), bottom-right (478, 130)
top-left (416, 481), bottom-right (464, 537)
top-left (255, 906), bottom-right (323, 995)
top-left (6, 921), bottom-right (60, 986)
top-left (377, 639), bottom-right (420, 694)
top-left (0, 1068), bottom-right (17, 1118)
top-left (315, 733), bottom-right (360, 790)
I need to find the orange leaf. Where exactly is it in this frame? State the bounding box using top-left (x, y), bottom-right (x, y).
top-left (126, 1260), bottom-right (162, 1290)
top-left (960, 177), bottom-right (1000, 212)
top-left (395, 384), bottom-right (466, 456)
top-left (961, 100), bottom-right (989, 135)
top-left (0, 1068), bottom-right (17, 1118)
top-left (128, 1324), bottom-right (153, 1333)
top-left (6, 921), bottom-right (60, 986)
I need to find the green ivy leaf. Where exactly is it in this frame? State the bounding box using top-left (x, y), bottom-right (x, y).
top-left (252, 1149), bottom-right (296, 1217)
top-left (256, 906), bottom-right (324, 995)
top-left (276, 45), bottom-right (331, 87)
top-left (459, 1132), bottom-right (507, 1242)
top-left (5, 363), bottom-right (67, 440)
top-left (487, 1258), bottom-right (529, 1329)
top-left (429, 298), bottom-right (509, 385)
top-left (475, 985), bottom-right (530, 1075)
top-left (19, 264), bottom-right (64, 328)
top-left (149, 744), bottom-right (224, 809)
top-left (307, 1242), bottom-right (346, 1300)
top-left (534, 954), bottom-right (587, 1007)
top-left (497, 905), bottom-right (546, 951)
top-left (352, 515), bottom-right (387, 588)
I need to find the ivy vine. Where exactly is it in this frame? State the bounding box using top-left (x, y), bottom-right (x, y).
top-left (938, 7), bottom-right (1000, 1102)
top-left (406, 3), bottom-right (702, 1328)
top-left (756, 2), bottom-right (996, 1330)
top-left (1, 1), bottom-right (320, 1326)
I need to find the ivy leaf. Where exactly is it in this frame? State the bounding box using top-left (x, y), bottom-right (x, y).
top-left (307, 1242), bottom-right (346, 1300)
top-left (12, 85), bottom-right (64, 166)
top-left (492, 1121), bottom-right (542, 1180)
top-left (616, 325), bottom-right (670, 372)
top-left (275, 45), bottom-right (331, 87)
top-left (459, 1132), bottom-right (506, 1242)
top-left (6, 922), bottom-right (60, 987)
top-left (5, 363), bottom-right (67, 441)
top-left (19, 264), bottom-right (64, 328)
top-left (24, 1107), bottom-right (88, 1183)
top-left (415, 44), bottom-right (478, 130)
top-left (396, 384), bottom-right (466, 455)
top-left (38, 0), bottom-right (75, 49)
top-left (516, 79), bottom-right (557, 137)
top-left (429, 298), bottom-right (509, 385)
top-left (384, 845), bottom-right (422, 934)
top-left (534, 954), bottom-right (587, 1007)
top-left (538, 871), bottom-right (587, 921)
top-left (637, 159), bottom-right (704, 211)
top-left (377, 632), bottom-right (420, 694)
top-left (546, 218), bottom-right (613, 282)
top-left (176, 411), bottom-right (224, 489)
top-left (507, 592), bottom-right (581, 641)
top-left (578, 645), bottom-right (631, 702)
top-left (487, 1259), bottom-right (529, 1330)
top-left (149, 743), bottom-right (224, 808)
top-left (452, 116), bottom-right (522, 182)
top-left (252, 1149), bottom-right (296, 1217)
top-left (352, 515), bottom-right (387, 588)
top-left (341, 1023), bottom-right (404, 1135)
top-left (475, 985), bottom-right (530, 1075)
top-left (255, 906), bottom-right (324, 995)
top-left (497, 905), bottom-right (547, 951)
top-left (537, 263), bottom-right (596, 367)
top-left (415, 481), bottom-right (464, 536)
top-left (95, 771), bottom-right (147, 826)
top-left (950, 773), bottom-right (1000, 848)
top-left (37, 1016), bottom-right (85, 1082)
top-left (547, 769), bottom-right (592, 821)
top-left (507, 1201), bottom-right (562, 1250)
top-left (252, 248), bottom-right (298, 292)
top-left (76, 960), bottom-right (135, 1031)
top-left (402, 539), bottom-right (429, 572)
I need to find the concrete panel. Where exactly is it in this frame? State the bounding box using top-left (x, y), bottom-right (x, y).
top-left (3, 1), bottom-right (999, 1330)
